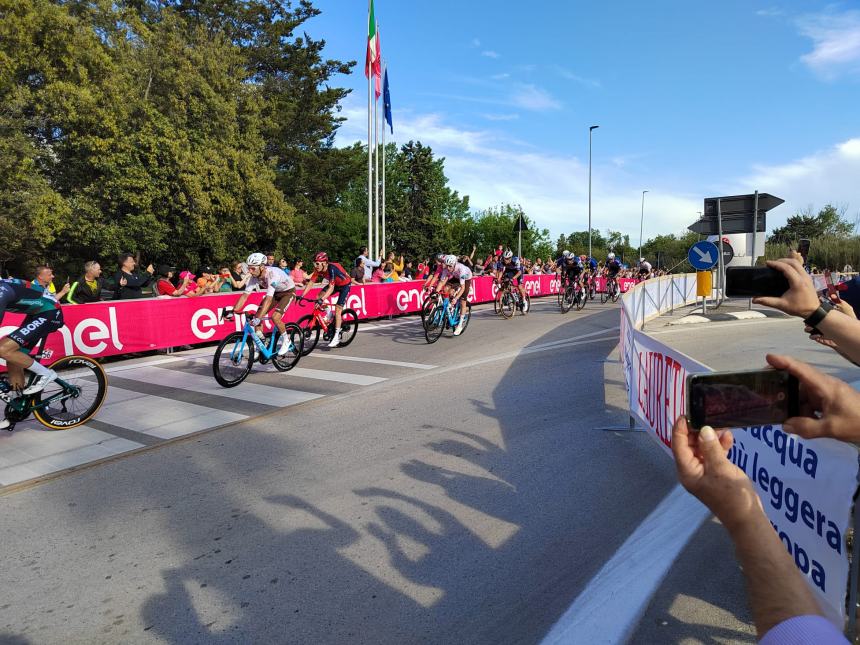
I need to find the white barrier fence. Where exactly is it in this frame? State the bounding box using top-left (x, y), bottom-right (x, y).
top-left (619, 274), bottom-right (860, 629)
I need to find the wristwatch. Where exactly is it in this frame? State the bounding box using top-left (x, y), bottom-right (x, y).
top-left (803, 299), bottom-right (835, 332)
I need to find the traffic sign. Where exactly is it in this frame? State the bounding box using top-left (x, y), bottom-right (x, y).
top-left (703, 193), bottom-right (784, 218)
top-left (721, 241), bottom-right (735, 265)
top-left (688, 213), bottom-right (766, 235)
top-left (513, 214), bottom-right (529, 232)
top-left (688, 241), bottom-right (719, 270)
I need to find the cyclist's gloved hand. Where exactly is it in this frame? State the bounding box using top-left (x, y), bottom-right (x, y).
top-left (250, 317), bottom-right (262, 327)
top-left (223, 308), bottom-right (234, 321)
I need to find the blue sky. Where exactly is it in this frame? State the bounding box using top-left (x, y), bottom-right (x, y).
top-left (309, 1), bottom-right (860, 242)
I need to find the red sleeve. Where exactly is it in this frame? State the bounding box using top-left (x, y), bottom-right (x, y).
top-left (157, 279), bottom-right (174, 296)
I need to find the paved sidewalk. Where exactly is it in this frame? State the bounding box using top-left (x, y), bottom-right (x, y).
top-left (647, 299), bottom-right (790, 329)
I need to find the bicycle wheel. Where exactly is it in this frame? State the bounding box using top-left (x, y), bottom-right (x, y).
top-left (500, 292), bottom-right (515, 319)
top-left (297, 314), bottom-right (320, 356)
top-left (600, 287), bottom-right (609, 304)
top-left (424, 304), bottom-right (446, 344)
top-left (520, 293), bottom-right (531, 315)
top-left (421, 297), bottom-right (437, 324)
top-left (575, 286), bottom-right (587, 311)
top-left (337, 309), bottom-right (359, 348)
top-left (560, 286), bottom-right (574, 313)
top-left (494, 291), bottom-right (503, 316)
top-left (272, 324), bottom-right (303, 372)
top-left (213, 332), bottom-right (255, 387)
top-left (33, 355), bottom-right (108, 430)
top-left (611, 286), bottom-right (620, 303)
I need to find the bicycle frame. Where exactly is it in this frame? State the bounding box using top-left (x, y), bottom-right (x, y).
top-left (1, 338), bottom-right (79, 418)
top-left (229, 315), bottom-right (285, 363)
top-left (429, 296), bottom-right (462, 328)
top-left (296, 296), bottom-right (333, 334)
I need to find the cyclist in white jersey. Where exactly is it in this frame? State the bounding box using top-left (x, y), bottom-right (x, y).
top-left (227, 252), bottom-right (296, 355)
top-left (435, 254), bottom-right (473, 336)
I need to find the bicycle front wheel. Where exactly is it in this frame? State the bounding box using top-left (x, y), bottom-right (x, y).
top-left (338, 309), bottom-right (359, 348)
top-left (600, 287), bottom-right (609, 304)
top-left (213, 332), bottom-right (255, 387)
top-left (611, 286), bottom-right (620, 303)
top-left (272, 324), bottom-right (303, 372)
top-left (500, 292), bottom-right (515, 319)
top-left (33, 355), bottom-right (108, 430)
top-left (560, 286), bottom-right (574, 313)
top-left (297, 314), bottom-right (320, 356)
top-left (520, 293), bottom-right (531, 315)
top-left (575, 287), bottom-right (587, 311)
top-left (424, 304), bottom-right (446, 344)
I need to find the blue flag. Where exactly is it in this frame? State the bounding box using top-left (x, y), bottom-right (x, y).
top-left (383, 68), bottom-right (393, 134)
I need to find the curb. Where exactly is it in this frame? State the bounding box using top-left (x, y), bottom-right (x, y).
top-left (668, 310), bottom-right (789, 326)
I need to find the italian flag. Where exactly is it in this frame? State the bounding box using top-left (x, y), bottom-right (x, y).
top-left (365, 0), bottom-right (381, 83)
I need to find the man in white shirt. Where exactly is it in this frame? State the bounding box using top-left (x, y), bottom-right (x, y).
top-left (357, 246), bottom-right (382, 282)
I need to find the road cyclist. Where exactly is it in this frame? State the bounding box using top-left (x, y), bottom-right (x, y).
top-left (557, 252), bottom-right (586, 312)
top-left (601, 253), bottom-right (622, 303)
top-left (225, 252), bottom-right (298, 357)
top-left (0, 268), bottom-right (108, 431)
top-left (435, 255), bottom-right (473, 336)
top-left (300, 252), bottom-right (353, 348)
top-left (493, 251), bottom-right (529, 316)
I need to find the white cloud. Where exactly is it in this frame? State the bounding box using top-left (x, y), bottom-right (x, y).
top-left (756, 7), bottom-right (783, 17)
top-left (797, 9), bottom-right (860, 79)
top-left (511, 84), bottom-right (562, 111)
top-left (481, 50), bottom-right (500, 59)
top-left (481, 113), bottom-right (519, 122)
top-left (739, 138), bottom-right (860, 227)
top-left (556, 67), bottom-right (601, 88)
top-left (334, 103), bottom-right (700, 240)
top-left (490, 73), bottom-right (510, 80)
top-left (471, 38), bottom-right (481, 48)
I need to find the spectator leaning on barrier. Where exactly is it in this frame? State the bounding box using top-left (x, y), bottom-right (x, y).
top-left (217, 267), bottom-right (234, 292)
top-left (114, 253), bottom-right (154, 299)
top-left (155, 265), bottom-right (191, 297)
top-left (225, 261), bottom-right (250, 291)
top-left (65, 261), bottom-right (103, 304)
top-left (357, 246), bottom-right (381, 281)
top-left (672, 352), bottom-right (860, 644)
top-left (196, 267), bottom-right (221, 294)
top-left (290, 258), bottom-right (308, 286)
top-left (402, 260), bottom-right (414, 280)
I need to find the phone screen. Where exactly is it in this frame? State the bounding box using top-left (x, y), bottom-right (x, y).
top-left (687, 369), bottom-right (798, 430)
top-left (798, 239), bottom-right (811, 261)
top-left (725, 267), bottom-right (790, 298)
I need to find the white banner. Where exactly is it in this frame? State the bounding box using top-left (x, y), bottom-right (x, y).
top-left (619, 274), bottom-right (859, 625)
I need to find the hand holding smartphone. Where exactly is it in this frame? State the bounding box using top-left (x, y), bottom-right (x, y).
top-left (686, 368), bottom-right (799, 430)
top-left (725, 267), bottom-right (790, 298)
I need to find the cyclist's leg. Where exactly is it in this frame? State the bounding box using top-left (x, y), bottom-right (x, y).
top-left (2, 310), bottom-right (63, 393)
top-left (271, 289), bottom-right (295, 335)
top-left (333, 285), bottom-right (350, 330)
top-left (459, 280), bottom-right (471, 317)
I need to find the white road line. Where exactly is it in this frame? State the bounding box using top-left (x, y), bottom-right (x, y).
top-left (110, 365), bottom-right (324, 407)
top-left (541, 485), bottom-right (709, 645)
top-left (304, 353), bottom-right (436, 370)
top-left (284, 367), bottom-right (387, 386)
top-left (94, 390), bottom-right (247, 440)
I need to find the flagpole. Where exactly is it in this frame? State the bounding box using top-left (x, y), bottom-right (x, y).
top-left (367, 58), bottom-right (373, 256)
top-left (374, 84), bottom-right (380, 259)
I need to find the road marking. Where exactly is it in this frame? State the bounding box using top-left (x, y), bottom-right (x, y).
top-left (94, 387), bottom-right (247, 439)
top-left (284, 367), bottom-right (387, 386)
top-left (109, 365), bottom-right (324, 407)
top-left (648, 317), bottom-right (796, 335)
top-left (0, 426), bottom-right (143, 487)
top-left (305, 354), bottom-right (436, 370)
top-left (541, 485), bottom-right (709, 645)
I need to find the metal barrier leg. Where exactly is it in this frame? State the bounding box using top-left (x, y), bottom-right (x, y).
top-left (847, 500), bottom-right (860, 641)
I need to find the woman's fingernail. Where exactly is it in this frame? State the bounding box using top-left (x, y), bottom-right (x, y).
top-left (699, 426), bottom-right (717, 441)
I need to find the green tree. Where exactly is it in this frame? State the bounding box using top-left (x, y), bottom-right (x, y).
top-left (769, 205), bottom-right (855, 244)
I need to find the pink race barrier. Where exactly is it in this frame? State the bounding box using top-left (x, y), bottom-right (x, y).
top-left (0, 274), bottom-right (638, 363)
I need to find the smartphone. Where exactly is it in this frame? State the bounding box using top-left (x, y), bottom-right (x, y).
top-left (725, 267), bottom-right (790, 298)
top-left (798, 239), bottom-right (810, 262)
top-left (686, 369), bottom-right (799, 430)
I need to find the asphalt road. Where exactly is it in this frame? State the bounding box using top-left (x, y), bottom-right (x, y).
top-left (0, 298), bottom-right (852, 644)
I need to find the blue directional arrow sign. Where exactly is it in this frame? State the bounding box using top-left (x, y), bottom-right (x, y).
top-left (688, 240), bottom-right (719, 270)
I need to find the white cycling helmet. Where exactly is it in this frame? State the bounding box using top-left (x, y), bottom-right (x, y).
top-left (562, 250), bottom-right (571, 258)
top-left (607, 252), bottom-right (616, 260)
top-left (444, 254), bottom-right (458, 268)
top-left (246, 252), bottom-right (266, 267)
top-left (503, 250), bottom-right (513, 260)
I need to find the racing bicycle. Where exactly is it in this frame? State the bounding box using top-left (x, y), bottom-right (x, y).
top-left (295, 296), bottom-right (359, 356)
top-left (212, 310), bottom-right (303, 387)
top-left (601, 276), bottom-right (621, 304)
top-left (423, 294), bottom-right (471, 343)
top-left (559, 276), bottom-right (587, 314)
top-left (497, 280), bottom-right (530, 319)
top-left (1, 338), bottom-right (108, 431)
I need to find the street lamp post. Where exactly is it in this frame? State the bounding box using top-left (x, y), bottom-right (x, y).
top-left (588, 125), bottom-right (599, 260)
top-left (638, 190), bottom-right (649, 261)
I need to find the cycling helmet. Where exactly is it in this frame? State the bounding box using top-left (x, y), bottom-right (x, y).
top-left (246, 252), bottom-right (266, 267)
top-left (314, 251), bottom-right (329, 263)
top-left (607, 252), bottom-right (616, 260)
top-left (444, 254), bottom-right (458, 268)
top-left (512, 256), bottom-right (520, 264)
top-left (503, 250), bottom-right (513, 260)
top-left (562, 250), bottom-right (571, 258)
